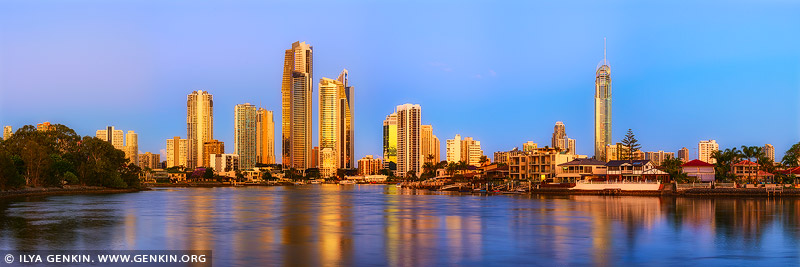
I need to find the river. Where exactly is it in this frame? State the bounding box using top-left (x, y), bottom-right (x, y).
top-left (1, 185), bottom-right (798, 266)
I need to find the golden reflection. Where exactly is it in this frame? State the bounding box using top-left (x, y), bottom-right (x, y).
top-left (318, 185), bottom-right (353, 266)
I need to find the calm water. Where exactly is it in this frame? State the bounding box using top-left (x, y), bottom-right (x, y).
top-left (1, 185), bottom-right (799, 266)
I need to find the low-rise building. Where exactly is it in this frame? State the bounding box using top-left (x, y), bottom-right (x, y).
top-left (210, 154), bottom-right (240, 174)
top-left (556, 158), bottom-right (607, 183)
top-left (732, 160), bottom-right (772, 182)
top-left (509, 148), bottom-right (583, 182)
top-left (358, 155), bottom-right (383, 175)
top-left (681, 159), bottom-right (715, 182)
top-left (604, 160), bottom-right (668, 182)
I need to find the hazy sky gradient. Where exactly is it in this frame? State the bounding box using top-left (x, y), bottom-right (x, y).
top-left (1, 0), bottom-right (798, 162)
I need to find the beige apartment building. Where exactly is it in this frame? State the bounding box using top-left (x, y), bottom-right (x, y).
top-left (282, 41), bottom-right (313, 169)
top-left (235, 103), bottom-right (257, 170)
top-left (187, 90), bottom-right (214, 169)
top-left (166, 136), bottom-right (188, 168)
top-left (256, 108), bottom-right (275, 165)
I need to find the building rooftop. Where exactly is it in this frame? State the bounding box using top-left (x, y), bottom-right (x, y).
top-left (681, 159), bottom-right (714, 167)
top-left (733, 160), bottom-right (759, 166)
top-left (559, 158), bottom-right (606, 166)
top-left (605, 160), bottom-right (651, 167)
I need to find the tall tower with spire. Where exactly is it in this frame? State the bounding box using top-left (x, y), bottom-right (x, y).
top-left (594, 38), bottom-right (612, 161)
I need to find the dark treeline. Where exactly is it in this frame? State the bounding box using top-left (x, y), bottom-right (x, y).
top-left (0, 124), bottom-right (141, 190)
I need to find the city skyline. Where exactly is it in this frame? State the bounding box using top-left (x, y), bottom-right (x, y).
top-left (1, 1), bottom-right (798, 163)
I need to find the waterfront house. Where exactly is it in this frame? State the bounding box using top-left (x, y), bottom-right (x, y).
top-left (555, 158), bottom-right (607, 183)
top-left (681, 159), bottom-right (716, 182)
top-left (604, 160), bottom-right (668, 182)
top-left (732, 160), bottom-right (773, 182)
top-left (509, 147), bottom-right (583, 182)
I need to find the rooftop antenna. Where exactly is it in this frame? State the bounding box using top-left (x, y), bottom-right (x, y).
top-left (603, 37), bottom-right (607, 63)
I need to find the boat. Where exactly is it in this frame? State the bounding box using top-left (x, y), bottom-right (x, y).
top-left (396, 183), bottom-right (403, 188)
top-left (339, 180), bottom-right (356, 185)
top-left (310, 179), bottom-right (322, 184)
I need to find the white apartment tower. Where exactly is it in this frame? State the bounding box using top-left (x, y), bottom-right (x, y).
top-left (698, 140), bottom-right (719, 164)
top-left (446, 134), bottom-right (462, 163)
top-left (396, 104), bottom-right (422, 177)
top-left (96, 126), bottom-right (124, 150)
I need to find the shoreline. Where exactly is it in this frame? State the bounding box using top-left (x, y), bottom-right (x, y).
top-left (0, 186), bottom-right (148, 200)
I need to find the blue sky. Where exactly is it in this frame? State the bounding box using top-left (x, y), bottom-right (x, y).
top-left (1, 0), bottom-right (798, 162)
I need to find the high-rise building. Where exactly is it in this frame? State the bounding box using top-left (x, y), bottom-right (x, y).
top-left (763, 144), bottom-right (775, 162)
top-left (644, 151), bottom-right (675, 166)
top-left (282, 41), bottom-right (313, 170)
top-left (235, 103), bottom-right (257, 170)
top-left (523, 141), bottom-right (537, 152)
top-left (96, 126), bottom-right (124, 150)
top-left (358, 155), bottom-right (383, 175)
top-left (138, 152), bottom-right (161, 170)
top-left (421, 125), bottom-right (440, 164)
top-left (396, 104), bottom-right (421, 177)
top-left (124, 131), bottom-right (138, 166)
top-left (446, 134), bottom-right (462, 163)
top-left (166, 136), bottom-right (188, 168)
top-left (382, 113), bottom-right (397, 169)
top-left (203, 139), bottom-right (224, 168)
top-left (594, 39), bottom-right (612, 161)
top-left (698, 140), bottom-right (719, 164)
top-left (337, 69), bottom-right (354, 169)
top-left (461, 137), bottom-right (484, 167)
top-left (447, 134), bottom-right (484, 166)
top-left (318, 70), bottom-right (355, 176)
top-left (567, 138), bottom-right (576, 155)
top-left (319, 77), bottom-right (341, 176)
top-left (552, 121), bottom-right (566, 148)
top-left (37, 122), bottom-right (54, 132)
top-left (187, 90), bottom-right (214, 169)
top-left (551, 121), bottom-right (576, 154)
top-left (3, 126), bottom-right (12, 140)
top-left (256, 108), bottom-right (275, 165)
top-left (678, 147), bottom-right (690, 162)
top-left (311, 146), bottom-right (319, 168)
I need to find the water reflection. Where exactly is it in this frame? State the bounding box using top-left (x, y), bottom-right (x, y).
top-left (0, 186), bottom-right (799, 265)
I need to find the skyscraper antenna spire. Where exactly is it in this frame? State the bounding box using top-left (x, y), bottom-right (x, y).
top-left (604, 37), bottom-right (607, 62)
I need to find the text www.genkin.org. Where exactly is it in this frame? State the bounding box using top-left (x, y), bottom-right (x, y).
top-left (2, 250), bottom-right (211, 266)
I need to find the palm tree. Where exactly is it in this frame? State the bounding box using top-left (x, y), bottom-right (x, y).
top-left (446, 161), bottom-right (457, 176)
top-left (457, 160), bottom-right (469, 174)
top-left (479, 155), bottom-right (489, 166)
top-left (426, 154), bottom-right (434, 164)
top-left (422, 162), bottom-right (436, 178)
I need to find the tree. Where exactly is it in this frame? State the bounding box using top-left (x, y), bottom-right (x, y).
top-left (782, 142), bottom-right (800, 167)
top-left (119, 163), bottom-right (141, 188)
top-left (421, 162), bottom-right (436, 179)
top-left (405, 170), bottom-right (417, 180)
top-left (620, 129), bottom-right (641, 161)
top-left (479, 155), bottom-right (489, 166)
top-left (0, 151), bottom-right (25, 190)
top-left (661, 157), bottom-right (688, 183)
top-left (203, 167), bottom-right (215, 180)
top-left (262, 171), bottom-right (274, 181)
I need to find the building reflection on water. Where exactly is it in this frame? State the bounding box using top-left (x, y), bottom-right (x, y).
top-left (0, 186), bottom-right (800, 265)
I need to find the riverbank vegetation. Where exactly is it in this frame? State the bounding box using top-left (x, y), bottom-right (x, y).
top-left (0, 124), bottom-right (141, 190)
